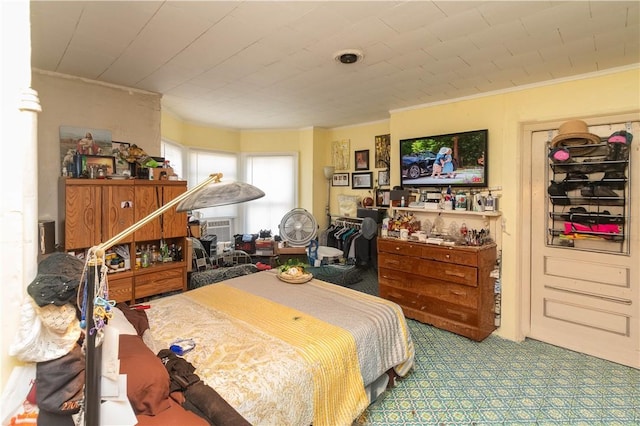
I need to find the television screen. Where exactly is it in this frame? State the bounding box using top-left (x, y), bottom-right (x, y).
top-left (399, 129), bottom-right (488, 189)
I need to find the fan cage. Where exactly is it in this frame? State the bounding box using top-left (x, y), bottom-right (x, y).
top-left (278, 208), bottom-right (318, 247)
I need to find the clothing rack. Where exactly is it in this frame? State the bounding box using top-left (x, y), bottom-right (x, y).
top-left (333, 216), bottom-right (363, 228)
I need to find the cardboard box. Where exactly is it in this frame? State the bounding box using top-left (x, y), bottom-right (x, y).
top-left (151, 167), bottom-right (175, 180)
top-left (275, 244), bottom-right (307, 255)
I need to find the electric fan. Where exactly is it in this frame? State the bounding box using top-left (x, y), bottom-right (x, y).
top-left (278, 208), bottom-right (318, 247)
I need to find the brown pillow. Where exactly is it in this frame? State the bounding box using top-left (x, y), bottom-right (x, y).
top-left (118, 334), bottom-right (171, 416)
top-left (116, 303), bottom-right (150, 336)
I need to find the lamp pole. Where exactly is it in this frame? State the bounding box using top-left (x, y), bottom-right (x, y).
top-left (323, 166), bottom-right (335, 227)
top-left (83, 173), bottom-right (264, 425)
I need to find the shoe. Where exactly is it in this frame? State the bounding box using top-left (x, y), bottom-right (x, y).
top-left (580, 185), bottom-right (618, 198)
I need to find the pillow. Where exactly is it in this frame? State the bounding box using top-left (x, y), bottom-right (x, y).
top-left (116, 303), bottom-right (150, 336)
top-left (118, 334), bottom-right (171, 416)
top-left (109, 307), bottom-right (138, 336)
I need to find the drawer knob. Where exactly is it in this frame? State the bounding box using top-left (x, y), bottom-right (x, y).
top-left (445, 254), bottom-right (450, 259)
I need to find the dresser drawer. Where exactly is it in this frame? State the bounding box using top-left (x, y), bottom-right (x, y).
top-left (134, 266), bottom-right (184, 299)
top-left (378, 238), bottom-right (423, 256)
top-left (378, 268), bottom-right (479, 309)
top-left (379, 252), bottom-right (422, 274)
top-left (380, 283), bottom-right (478, 326)
top-left (380, 253), bottom-right (478, 287)
top-left (421, 245), bottom-right (479, 266)
top-left (108, 274), bottom-right (133, 303)
top-left (418, 259), bottom-right (478, 287)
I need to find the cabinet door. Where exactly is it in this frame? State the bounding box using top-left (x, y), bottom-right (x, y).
top-left (65, 184), bottom-right (102, 250)
top-left (134, 184), bottom-right (161, 241)
top-left (162, 184), bottom-right (187, 238)
top-left (102, 184), bottom-right (135, 242)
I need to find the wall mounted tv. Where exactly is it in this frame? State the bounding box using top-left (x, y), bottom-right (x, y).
top-left (399, 129), bottom-right (488, 189)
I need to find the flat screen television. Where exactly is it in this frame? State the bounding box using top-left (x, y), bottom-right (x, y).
top-left (399, 129), bottom-right (488, 189)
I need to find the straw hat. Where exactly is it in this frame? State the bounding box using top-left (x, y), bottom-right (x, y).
top-left (551, 120), bottom-right (601, 155)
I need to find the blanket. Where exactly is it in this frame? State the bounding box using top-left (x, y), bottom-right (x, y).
top-left (145, 271), bottom-right (413, 426)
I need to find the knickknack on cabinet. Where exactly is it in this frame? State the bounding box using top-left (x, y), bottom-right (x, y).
top-left (59, 178), bottom-right (188, 302)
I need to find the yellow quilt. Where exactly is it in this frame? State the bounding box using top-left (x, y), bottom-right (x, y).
top-left (187, 283), bottom-right (368, 426)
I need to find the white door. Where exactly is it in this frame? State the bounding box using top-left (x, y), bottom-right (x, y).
top-left (528, 116), bottom-right (639, 368)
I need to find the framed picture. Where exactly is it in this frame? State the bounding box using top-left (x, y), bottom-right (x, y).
top-left (83, 155), bottom-right (116, 175)
top-left (352, 172), bottom-right (373, 189)
top-left (59, 126), bottom-right (112, 172)
top-left (111, 141), bottom-right (131, 175)
top-left (378, 170), bottom-right (390, 187)
top-left (332, 139), bottom-right (350, 170)
top-left (375, 134), bottom-right (391, 169)
top-left (332, 173), bottom-right (350, 187)
top-left (376, 189), bottom-right (391, 207)
top-left (354, 149), bottom-right (369, 170)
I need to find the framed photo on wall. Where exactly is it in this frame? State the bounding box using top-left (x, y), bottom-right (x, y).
top-left (376, 189), bottom-right (391, 207)
top-left (354, 149), bottom-right (369, 170)
top-left (332, 173), bottom-right (350, 187)
top-left (332, 139), bottom-right (350, 170)
top-left (352, 172), bottom-right (373, 189)
top-left (375, 134), bottom-right (391, 169)
top-left (378, 170), bottom-right (390, 186)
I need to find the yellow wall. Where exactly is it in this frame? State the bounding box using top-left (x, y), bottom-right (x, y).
top-left (326, 120), bottom-right (391, 208)
top-left (162, 67), bottom-right (639, 342)
top-left (390, 67), bottom-right (640, 341)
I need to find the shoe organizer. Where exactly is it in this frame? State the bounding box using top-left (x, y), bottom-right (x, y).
top-left (546, 127), bottom-right (631, 254)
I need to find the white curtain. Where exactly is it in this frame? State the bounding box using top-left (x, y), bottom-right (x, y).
top-left (161, 139), bottom-right (184, 180)
top-left (188, 150), bottom-right (239, 220)
top-left (242, 153), bottom-right (297, 236)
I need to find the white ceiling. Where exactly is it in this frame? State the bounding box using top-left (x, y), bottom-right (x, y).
top-left (30, 1), bottom-right (640, 130)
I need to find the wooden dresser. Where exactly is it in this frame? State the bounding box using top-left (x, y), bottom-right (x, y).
top-left (378, 238), bottom-right (497, 341)
top-left (60, 178), bottom-right (188, 303)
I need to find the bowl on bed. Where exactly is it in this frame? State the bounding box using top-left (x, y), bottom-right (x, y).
top-left (276, 271), bottom-right (313, 284)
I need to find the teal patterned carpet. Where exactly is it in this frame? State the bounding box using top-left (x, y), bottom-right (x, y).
top-left (346, 268), bottom-right (640, 425)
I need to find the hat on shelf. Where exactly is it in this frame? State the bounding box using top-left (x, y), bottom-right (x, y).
top-left (606, 129), bottom-right (633, 161)
top-left (548, 147), bottom-right (571, 163)
top-left (27, 253), bottom-right (84, 307)
top-left (607, 130), bottom-right (633, 145)
top-left (551, 120), bottom-right (601, 155)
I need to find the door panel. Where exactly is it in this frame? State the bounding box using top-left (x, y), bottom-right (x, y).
top-left (64, 184), bottom-right (101, 250)
top-left (162, 184), bottom-right (187, 238)
top-left (529, 119), bottom-right (639, 368)
top-left (134, 184), bottom-right (161, 241)
top-left (102, 184), bottom-right (135, 242)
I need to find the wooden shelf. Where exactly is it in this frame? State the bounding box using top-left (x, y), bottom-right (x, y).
top-left (391, 206), bottom-right (502, 217)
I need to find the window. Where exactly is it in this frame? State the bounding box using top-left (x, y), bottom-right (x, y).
top-left (242, 153), bottom-right (297, 235)
top-left (161, 139), bottom-right (184, 180)
top-left (188, 149), bottom-right (239, 220)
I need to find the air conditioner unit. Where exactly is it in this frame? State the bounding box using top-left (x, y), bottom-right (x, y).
top-left (202, 217), bottom-right (234, 243)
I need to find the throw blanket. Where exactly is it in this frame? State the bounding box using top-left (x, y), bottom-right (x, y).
top-left (146, 271), bottom-right (413, 425)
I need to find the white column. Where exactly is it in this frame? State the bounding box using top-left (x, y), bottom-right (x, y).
top-left (0, 0), bottom-right (40, 391)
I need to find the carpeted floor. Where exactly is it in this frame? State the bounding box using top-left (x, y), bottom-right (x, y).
top-left (345, 266), bottom-right (640, 425)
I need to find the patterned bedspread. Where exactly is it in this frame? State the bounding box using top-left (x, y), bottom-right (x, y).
top-left (145, 270), bottom-right (414, 426)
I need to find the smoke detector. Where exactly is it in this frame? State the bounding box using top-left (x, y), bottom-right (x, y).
top-left (333, 49), bottom-right (364, 64)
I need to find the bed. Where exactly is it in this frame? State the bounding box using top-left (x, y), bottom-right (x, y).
top-left (133, 269), bottom-right (415, 426)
